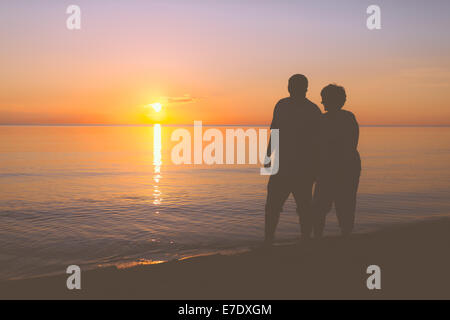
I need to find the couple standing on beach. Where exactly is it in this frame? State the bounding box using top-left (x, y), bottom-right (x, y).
top-left (264, 74), bottom-right (361, 244)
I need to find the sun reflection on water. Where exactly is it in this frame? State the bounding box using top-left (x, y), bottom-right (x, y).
top-left (153, 124), bottom-right (162, 207)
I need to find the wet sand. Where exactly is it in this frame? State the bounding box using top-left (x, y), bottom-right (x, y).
top-left (1, 217), bottom-right (449, 300)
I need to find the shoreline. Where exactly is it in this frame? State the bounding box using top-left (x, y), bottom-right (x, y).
top-left (1, 217), bottom-right (449, 299)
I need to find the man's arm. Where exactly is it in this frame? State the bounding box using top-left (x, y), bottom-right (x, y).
top-left (266, 102), bottom-right (280, 158)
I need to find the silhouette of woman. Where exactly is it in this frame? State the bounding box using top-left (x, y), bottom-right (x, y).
top-left (313, 84), bottom-right (361, 237)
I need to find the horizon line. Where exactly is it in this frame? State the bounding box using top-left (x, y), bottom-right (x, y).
top-left (1, 123), bottom-right (450, 128)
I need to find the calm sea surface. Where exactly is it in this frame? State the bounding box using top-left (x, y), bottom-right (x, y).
top-left (1, 126), bottom-right (449, 280)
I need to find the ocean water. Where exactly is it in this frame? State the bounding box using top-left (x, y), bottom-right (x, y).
top-left (1, 125), bottom-right (449, 281)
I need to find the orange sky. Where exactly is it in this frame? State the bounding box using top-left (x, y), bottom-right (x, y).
top-left (1, 1), bottom-right (449, 125)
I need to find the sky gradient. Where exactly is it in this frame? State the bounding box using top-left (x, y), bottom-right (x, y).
top-left (1, 0), bottom-right (450, 125)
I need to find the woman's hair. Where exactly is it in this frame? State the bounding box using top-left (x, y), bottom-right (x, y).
top-left (321, 84), bottom-right (346, 110)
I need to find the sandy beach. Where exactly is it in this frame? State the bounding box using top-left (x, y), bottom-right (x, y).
top-left (1, 217), bottom-right (449, 300)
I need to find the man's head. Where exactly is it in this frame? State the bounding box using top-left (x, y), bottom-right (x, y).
top-left (321, 84), bottom-right (346, 112)
top-left (288, 74), bottom-right (308, 98)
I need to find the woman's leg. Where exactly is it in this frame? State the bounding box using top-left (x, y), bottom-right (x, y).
top-left (335, 174), bottom-right (360, 237)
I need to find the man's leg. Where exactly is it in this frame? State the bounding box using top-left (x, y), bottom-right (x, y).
top-left (292, 179), bottom-right (315, 239)
top-left (311, 180), bottom-right (333, 238)
top-left (335, 174), bottom-right (360, 237)
top-left (265, 176), bottom-right (290, 245)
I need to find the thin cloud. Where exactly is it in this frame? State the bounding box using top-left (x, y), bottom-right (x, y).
top-left (164, 95), bottom-right (197, 104)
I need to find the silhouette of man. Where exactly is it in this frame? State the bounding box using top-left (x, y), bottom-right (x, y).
top-left (264, 74), bottom-right (321, 245)
top-left (312, 84), bottom-right (361, 237)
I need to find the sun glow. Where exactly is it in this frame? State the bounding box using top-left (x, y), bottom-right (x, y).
top-left (151, 102), bottom-right (162, 113)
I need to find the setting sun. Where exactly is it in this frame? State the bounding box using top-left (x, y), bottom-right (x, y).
top-left (151, 103), bottom-right (162, 113)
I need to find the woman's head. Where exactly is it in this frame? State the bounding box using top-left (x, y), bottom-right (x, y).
top-left (321, 84), bottom-right (346, 112)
